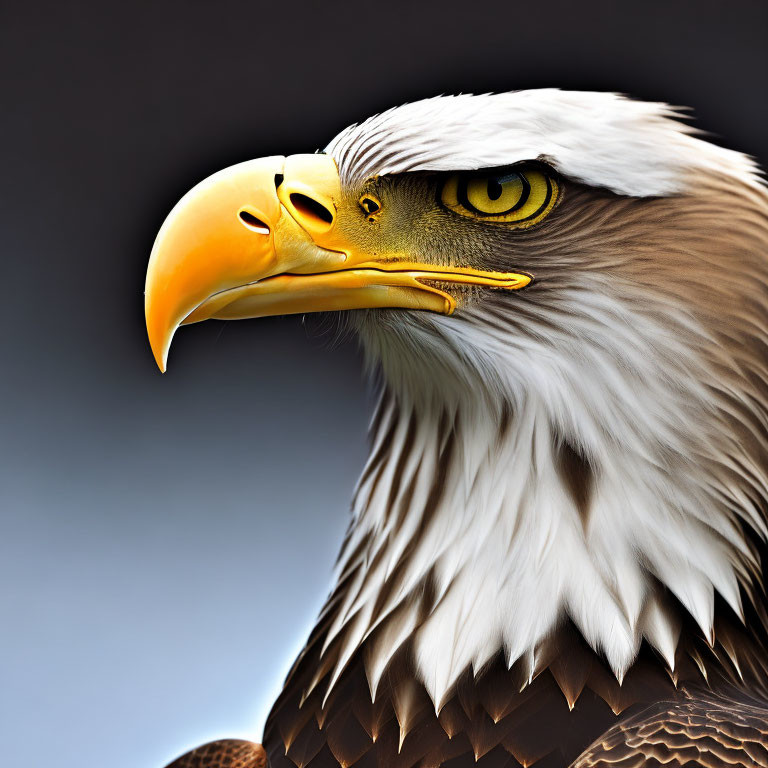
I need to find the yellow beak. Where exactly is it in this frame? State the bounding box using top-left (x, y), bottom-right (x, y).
top-left (145, 154), bottom-right (530, 372)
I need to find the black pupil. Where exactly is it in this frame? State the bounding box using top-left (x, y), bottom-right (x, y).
top-left (487, 178), bottom-right (503, 201)
top-left (362, 197), bottom-right (380, 214)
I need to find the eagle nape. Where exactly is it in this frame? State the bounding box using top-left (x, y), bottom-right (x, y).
top-left (148, 90), bottom-right (768, 768)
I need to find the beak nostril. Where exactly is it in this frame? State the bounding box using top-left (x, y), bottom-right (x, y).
top-left (289, 193), bottom-right (334, 226)
top-left (238, 210), bottom-right (270, 234)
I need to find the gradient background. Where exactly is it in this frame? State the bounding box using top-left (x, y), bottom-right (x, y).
top-left (2, 2), bottom-right (767, 766)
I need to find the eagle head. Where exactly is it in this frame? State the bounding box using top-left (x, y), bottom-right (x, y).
top-left (145, 91), bottom-right (768, 710)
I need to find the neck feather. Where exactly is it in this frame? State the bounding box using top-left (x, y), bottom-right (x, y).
top-left (326, 324), bottom-right (762, 706)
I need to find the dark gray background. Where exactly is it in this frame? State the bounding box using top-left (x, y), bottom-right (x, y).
top-left (2, 1), bottom-right (767, 766)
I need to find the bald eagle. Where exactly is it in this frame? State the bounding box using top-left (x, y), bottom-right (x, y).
top-left (146, 91), bottom-right (768, 768)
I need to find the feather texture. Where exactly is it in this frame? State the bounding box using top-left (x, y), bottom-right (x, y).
top-left (571, 688), bottom-right (768, 768)
top-left (325, 91), bottom-right (762, 196)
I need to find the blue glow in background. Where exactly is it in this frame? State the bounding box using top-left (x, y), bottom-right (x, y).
top-left (2, 2), bottom-right (766, 766)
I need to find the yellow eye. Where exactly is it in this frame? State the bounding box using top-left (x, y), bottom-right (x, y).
top-left (440, 166), bottom-right (559, 227)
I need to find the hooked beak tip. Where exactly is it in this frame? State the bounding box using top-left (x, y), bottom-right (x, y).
top-left (146, 310), bottom-right (173, 373)
top-left (150, 341), bottom-right (168, 374)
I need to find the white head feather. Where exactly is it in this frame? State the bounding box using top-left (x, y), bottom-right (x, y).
top-left (326, 90), bottom-right (761, 194)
